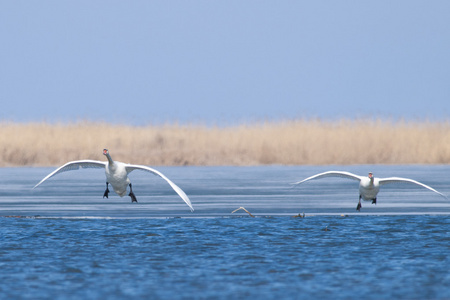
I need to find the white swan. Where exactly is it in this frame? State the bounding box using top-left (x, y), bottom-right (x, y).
top-left (293, 171), bottom-right (446, 211)
top-left (33, 149), bottom-right (194, 212)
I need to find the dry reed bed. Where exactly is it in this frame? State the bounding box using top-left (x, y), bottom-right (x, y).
top-left (1, 120), bottom-right (450, 166)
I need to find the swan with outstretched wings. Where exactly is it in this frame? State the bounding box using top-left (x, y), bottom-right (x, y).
top-left (33, 149), bottom-right (194, 212)
top-left (293, 171), bottom-right (446, 211)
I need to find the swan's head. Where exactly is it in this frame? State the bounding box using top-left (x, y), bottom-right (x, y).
top-left (103, 149), bottom-right (114, 164)
top-left (368, 172), bottom-right (374, 179)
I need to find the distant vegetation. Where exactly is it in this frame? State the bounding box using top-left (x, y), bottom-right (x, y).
top-left (1, 120), bottom-right (450, 166)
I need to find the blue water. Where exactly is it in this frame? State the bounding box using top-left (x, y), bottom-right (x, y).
top-left (1, 166), bottom-right (450, 299)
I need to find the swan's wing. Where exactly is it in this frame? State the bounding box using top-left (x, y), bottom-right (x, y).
top-left (125, 164), bottom-right (194, 212)
top-left (378, 177), bottom-right (447, 199)
top-left (292, 171), bottom-right (363, 186)
top-left (33, 160), bottom-right (106, 189)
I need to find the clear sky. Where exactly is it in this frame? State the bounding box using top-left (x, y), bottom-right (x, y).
top-left (1, 1), bottom-right (449, 125)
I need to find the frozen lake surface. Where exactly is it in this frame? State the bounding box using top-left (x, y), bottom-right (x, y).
top-left (2, 165), bottom-right (450, 217)
top-left (1, 165), bottom-right (450, 299)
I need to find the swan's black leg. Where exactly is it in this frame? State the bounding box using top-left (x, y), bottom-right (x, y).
top-left (372, 198), bottom-right (377, 205)
top-left (356, 195), bottom-right (362, 211)
top-left (103, 182), bottom-right (110, 199)
top-left (129, 183), bottom-right (138, 203)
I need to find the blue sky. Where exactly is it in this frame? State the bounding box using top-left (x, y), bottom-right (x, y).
top-left (1, 1), bottom-right (449, 125)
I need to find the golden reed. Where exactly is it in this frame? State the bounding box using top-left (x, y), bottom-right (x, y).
top-left (1, 120), bottom-right (450, 166)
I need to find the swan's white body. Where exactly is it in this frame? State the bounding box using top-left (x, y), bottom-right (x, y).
top-left (105, 159), bottom-right (131, 197)
top-left (33, 149), bottom-right (194, 212)
top-left (293, 171), bottom-right (446, 210)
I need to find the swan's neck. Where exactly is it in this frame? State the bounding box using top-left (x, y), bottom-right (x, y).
top-left (105, 153), bottom-right (114, 166)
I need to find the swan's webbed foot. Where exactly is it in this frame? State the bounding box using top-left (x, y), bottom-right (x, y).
top-left (129, 183), bottom-right (138, 203)
top-left (103, 182), bottom-right (110, 199)
top-left (129, 192), bottom-right (138, 203)
top-left (356, 195), bottom-right (362, 211)
top-left (372, 198), bottom-right (377, 205)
